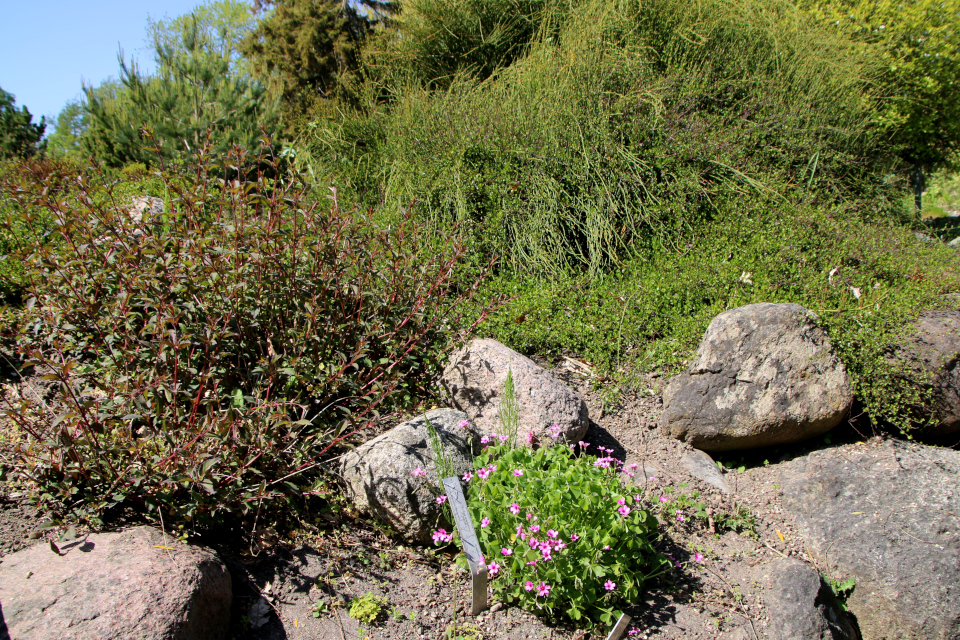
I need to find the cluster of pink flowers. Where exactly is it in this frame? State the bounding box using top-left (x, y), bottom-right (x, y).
top-left (515, 523), bottom-right (568, 562)
top-left (411, 467), bottom-right (426, 478)
top-left (480, 432), bottom-right (509, 445)
top-left (616, 497), bottom-right (631, 517)
top-left (431, 528), bottom-right (453, 544)
top-left (548, 424), bottom-right (562, 439)
top-left (524, 581), bottom-right (551, 597)
top-left (475, 464), bottom-right (498, 480)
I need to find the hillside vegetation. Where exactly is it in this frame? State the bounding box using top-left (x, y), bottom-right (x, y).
top-left (1, 0), bottom-right (959, 538)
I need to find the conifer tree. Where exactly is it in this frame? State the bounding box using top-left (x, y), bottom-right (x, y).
top-left (242, 0), bottom-right (373, 123)
top-left (0, 87), bottom-right (46, 160)
top-left (82, 2), bottom-right (280, 167)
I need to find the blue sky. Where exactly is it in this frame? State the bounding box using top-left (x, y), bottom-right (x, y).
top-left (0, 1), bottom-right (214, 125)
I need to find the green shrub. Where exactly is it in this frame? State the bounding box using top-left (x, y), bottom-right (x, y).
top-left (464, 442), bottom-right (668, 624)
top-left (0, 144), bottom-right (475, 531)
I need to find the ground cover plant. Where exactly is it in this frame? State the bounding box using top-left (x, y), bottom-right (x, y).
top-left (0, 142), bottom-right (484, 533)
top-left (470, 201), bottom-right (960, 435)
top-left (464, 439), bottom-right (669, 625)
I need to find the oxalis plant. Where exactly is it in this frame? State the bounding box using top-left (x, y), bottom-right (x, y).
top-left (429, 369), bottom-right (670, 625)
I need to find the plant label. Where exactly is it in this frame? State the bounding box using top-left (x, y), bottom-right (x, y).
top-left (443, 476), bottom-right (487, 615)
top-left (605, 613), bottom-right (633, 640)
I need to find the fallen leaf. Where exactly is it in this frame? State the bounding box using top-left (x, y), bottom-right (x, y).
top-left (154, 545), bottom-right (175, 550)
top-left (776, 530), bottom-right (785, 542)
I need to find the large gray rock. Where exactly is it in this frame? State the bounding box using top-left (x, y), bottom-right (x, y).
top-left (339, 408), bottom-right (476, 544)
top-left (440, 338), bottom-right (589, 445)
top-left (660, 303), bottom-right (853, 452)
top-left (0, 525), bottom-right (231, 640)
top-left (761, 558), bottom-right (860, 640)
top-left (781, 440), bottom-right (960, 640)
top-left (889, 307), bottom-right (960, 436)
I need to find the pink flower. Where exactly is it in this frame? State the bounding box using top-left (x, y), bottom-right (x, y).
top-left (487, 561), bottom-right (500, 576)
top-left (537, 582), bottom-right (551, 597)
top-left (498, 434), bottom-right (508, 442)
top-left (549, 424), bottom-right (562, 439)
top-left (481, 517), bottom-right (490, 528)
top-left (676, 513), bottom-right (685, 523)
top-left (555, 541), bottom-right (567, 550)
top-left (501, 547), bottom-right (513, 556)
top-left (604, 580), bottom-right (616, 591)
top-left (412, 467), bottom-right (426, 477)
top-left (579, 441), bottom-right (590, 448)
top-left (477, 467), bottom-right (490, 480)
top-left (634, 494), bottom-right (642, 503)
top-left (659, 495), bottom-right (668, 503)
top-left (510, 503), bottom-right (520, 515)
top-left (462, 471), bottom-right (473, 482)
top-left (603, 545), bottom-right (611, 550)
top-left (524, 581), bottom-right (535, 591)
top-left (529, 524), bottom-right (540, 533)
top-left (526, 560), bottom-right (538, 566)
top-left (525, 430), bottom-right (536, 445)
top-left (628, 463), bottom-right (638, 471)
top-left (547, 529), bottom-right (558, 539)
top-left (617, 498), bottom-right (626, 506)
top-left (570, 533), bottom-right (580, 541)
top-left (541, 547), bottom-right (552, 560)
top-left (513, 469), bottom-right (524, 477)
top-left (432, 529), bottom-right (453, 544)
top-left (619, 506), bottom-right (631, 516)
top-left (528, 537), bottom-right (538, 548)
top-left (480, 435), bottom-right (490, 444)
top-left (693, 552), bottom-right (704, 563)
top-left (436, 495), bottom-right (447, 505)
top-left (460, 419), bottom-right (470, 428)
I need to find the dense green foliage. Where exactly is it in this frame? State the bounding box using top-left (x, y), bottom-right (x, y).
top-left (82, 1), bottom-right (280, 167)
top-left (467, 441), bottom-right (667, 624)
top-left (0, 146), bottom-right (475, 530)
top-left (302, 0), bottom-right (899, 275)
top-left (242, 0), bottom-right (371, 125)
top-left (802, 0), bottom-right (960, 172)
top-left (0, 88), bottom-right (46, 160)
top-left (45, 99), bottom-right (87, 161)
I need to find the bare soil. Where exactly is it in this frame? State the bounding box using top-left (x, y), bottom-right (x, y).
top-left (0, 353), bottom-right (900, 640)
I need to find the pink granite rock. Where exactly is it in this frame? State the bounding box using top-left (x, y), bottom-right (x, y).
top-left (0, 525), bottom-right (231, 640)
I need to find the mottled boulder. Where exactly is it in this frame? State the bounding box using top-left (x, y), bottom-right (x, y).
top-left (339, 408), bottom-right (475, 544)
top-left (889, 307), bottom-right (960, 436)
top-left (0, 525), bottom-right (231, 640)
top-left (781, 440), bottom-right (960, 640)
top-left (440, 338), bottom-right (589, 444)
top-left (660, 303), bottom-right (852, 452)
top-left (761, 558), bottom-right (860, 640)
